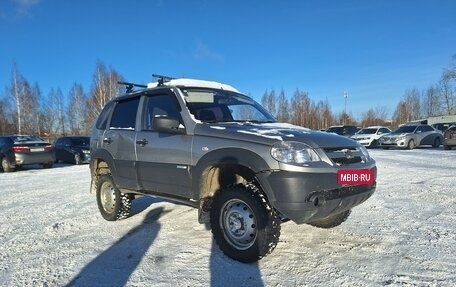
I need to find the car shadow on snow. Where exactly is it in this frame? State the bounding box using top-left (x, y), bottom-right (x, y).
top-left (209, 241), bottom-right (264, 287)
top-left (66, 207), bottom-right (169, 287)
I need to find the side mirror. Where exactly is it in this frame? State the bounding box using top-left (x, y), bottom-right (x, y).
top-left (153, 116), bottom-right (185, 134)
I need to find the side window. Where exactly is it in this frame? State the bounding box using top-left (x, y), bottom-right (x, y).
top-left (96, 101), bottom-right (115, 130)
top-left (143, 94), bottom-right (182, 130)
top-left (380, 128), bottom-right (389, 134)
top-left (110, 98), bottom-right (140, 130)
top-left (423, 125), bottom-right (433, 132)
top-left (54, 138), bottom-right (63, 147)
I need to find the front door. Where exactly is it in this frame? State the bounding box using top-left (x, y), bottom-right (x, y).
top-left (135, 92), bottom-right (192, 198)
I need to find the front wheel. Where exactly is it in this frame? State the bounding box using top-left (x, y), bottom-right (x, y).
top-left (308, 210), bottom-right (351, 228)
top-left (96, 175), bottom-right (132, 221)
top-left (1, 157), bottom-right (14, 172)
top-left (210, 183), bottom-right (281, 263)
top-left (74, 153), bottom-right (82, 165)
top-left (407, 139), bottom-right (415, 150)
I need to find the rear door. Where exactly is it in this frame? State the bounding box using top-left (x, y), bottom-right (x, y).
top-left (418, 125), bottom-right (437, 145)
top-left (135, 91), bottom-right (192, 198)
top-left (102, 97), bottom-right (140, 190)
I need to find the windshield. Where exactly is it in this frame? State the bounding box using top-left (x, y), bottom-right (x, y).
top-left (393, 125), bottom-right (417, 133)
top-left (70, 137), bottom-right (90, 146)
top-left (12, 135), bottom-right (44, 143)
top-left (326, 127), bottom-right (343, 133)
top-left (357, 128), bottom-right (377, 135)
top-left (183, 89), bottom-right (275, 123)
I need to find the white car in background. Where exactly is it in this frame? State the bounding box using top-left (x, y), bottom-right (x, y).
top-left (350, 126), bottom-right (391, 148)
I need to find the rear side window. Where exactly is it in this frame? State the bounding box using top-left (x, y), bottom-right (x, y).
top-left (422, 125), bottom-right (434, 132)
top-left (110, 98), bottom-right (140, 130)
top-left (96, 102), bottom-right (115, 130)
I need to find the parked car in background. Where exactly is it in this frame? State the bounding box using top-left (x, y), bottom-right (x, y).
top-left (350, 126), bottom-right (391, 148)
top-left (378, 124), bottom-right (443, 150)
top-left (0, 135), bottom-right (55, 172)
top-left (432, 122), bottom-right (456, 133)
top-left (54, 136), bottom-right (91, 164)
top-left (443, 125), bottom-right (456, 150)
top-left (325, 125), bottom-right (359, 137)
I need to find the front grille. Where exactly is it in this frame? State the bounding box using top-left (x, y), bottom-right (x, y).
top-left (324, 147), bottom-right (364, 166)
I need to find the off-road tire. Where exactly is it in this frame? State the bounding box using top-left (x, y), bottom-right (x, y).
top-left (308, 210), bottom-right (352, 229)
top-left (1, 157), bottom-right (14, 172)
top-left (210, 183), bottom-right (281, 263)
top-left (96, 174), bottom-right (132, 221)
top-left (407, 139), bottom-right (415, 150)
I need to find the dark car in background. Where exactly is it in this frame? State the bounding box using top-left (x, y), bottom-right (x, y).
top-left (443, 125), bottom-right (456, 150)
top-left (325, 125), bottom-right (359, 137)
top-left (54, 136), bottom-right (91, 165)
top-left (0, 135), bottom-right (55, 172)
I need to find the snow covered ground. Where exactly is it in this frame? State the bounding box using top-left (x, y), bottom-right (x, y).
top-left (1, 148), bottom-right (455, 287)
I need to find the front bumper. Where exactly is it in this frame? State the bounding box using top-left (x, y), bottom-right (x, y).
top-left (379, 138), bottom-right (407, 148)
top-left (256, 169), bottom-right (376, 224)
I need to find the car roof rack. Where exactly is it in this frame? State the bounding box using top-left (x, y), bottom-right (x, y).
top-left (117, 81), bottom-right (147, 93)
top-left (152, 74), bottom-right (175, 86)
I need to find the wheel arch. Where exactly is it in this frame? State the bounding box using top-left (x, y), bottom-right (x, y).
top-left (192, 148), bottom-right (272, 223)
top-left (89, 149), bottom-right (118, 194)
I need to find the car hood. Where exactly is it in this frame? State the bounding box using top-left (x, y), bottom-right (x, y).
top-left (351, 133), bottom-right (374, 139)
top-left (383, 132), bottom-right (411, 137)
top-left (194, 122), bottom-right (358, 149)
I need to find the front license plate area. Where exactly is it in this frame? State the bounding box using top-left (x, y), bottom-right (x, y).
top-left (338, 169), bottom-right (374, 185)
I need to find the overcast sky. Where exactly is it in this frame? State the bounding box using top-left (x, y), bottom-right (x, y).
top-left (1, 0), bottom-right (455, 118)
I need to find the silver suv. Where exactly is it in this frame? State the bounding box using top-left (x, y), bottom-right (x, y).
top-left (90, 76), bottom-right (377, 262)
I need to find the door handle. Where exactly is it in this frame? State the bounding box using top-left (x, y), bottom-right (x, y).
top-left (136, 139), bottom-right (148, 146)
top-left (103, 137), bottom-right (113, 144)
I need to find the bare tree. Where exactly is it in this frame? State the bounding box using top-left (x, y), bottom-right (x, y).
top-left (67, 83), bottom-right (88, 135)
top-left (422, 85), bottom-right (442, 117)
top-left (290, 89), bottom-right (310, 127)
top-left (87, 61), bottom-right (124, 128)
top-left (10, 63), bottom-right (24, 134)
top-left (261, 89), bottom-right (276, 117)
top-left (276, 89), bottom-right (290, 123)
top-left (439, 71), bottom-right (455, 115)
top-left (360, 106), bottom-right (388, 127)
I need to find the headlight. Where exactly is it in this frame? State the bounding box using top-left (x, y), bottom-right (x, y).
top-left (82, 150), bottom-right (90, 154)
top-left (396, 136), bottom-right (405, 142)
top-left (359, 145), bottom-right (371, 161)
top-left (271, 141), bottom-right (320, 165)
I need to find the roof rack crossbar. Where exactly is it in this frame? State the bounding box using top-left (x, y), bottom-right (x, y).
top-left (152, 74), bottom-right (175, 86)
top-left (117, 81), bottom-right (147, 93)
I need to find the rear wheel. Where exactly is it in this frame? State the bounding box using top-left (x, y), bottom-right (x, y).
top-left (210, 183), bottom-right (281, 263)
top-left (308, 210), bottom-right (351, 228)
top-left (96, 174), bottom-right (132, 221)
top-left (432, 138), bottom-right (441, 148)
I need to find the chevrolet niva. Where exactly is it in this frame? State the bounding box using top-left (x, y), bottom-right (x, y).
top-left (89, 76), bottom-right (377, 262)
